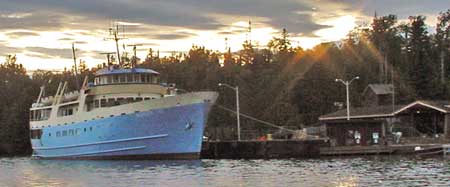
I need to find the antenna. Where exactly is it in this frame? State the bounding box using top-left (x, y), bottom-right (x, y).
top-left (127, 44), bottom-right (143, 68)
top-left (105, 22), bottom-right (127, 65)
top-left (248, 20), bottom-right (252, 46)
top-left (100, 52), bottom-right (116, 65)
top-left (72, 43), bottom-right (80, 90)
top-left (225, 37), bottom-right (229, 52)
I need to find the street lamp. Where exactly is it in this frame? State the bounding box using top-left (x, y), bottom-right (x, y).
top-left (335, 76), bottom-right (359, 120)
top-left (218, 83), bottom-right (241, 141)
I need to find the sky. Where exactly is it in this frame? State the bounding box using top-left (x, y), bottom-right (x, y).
top-left (0, 0), bottom-right (449, 70)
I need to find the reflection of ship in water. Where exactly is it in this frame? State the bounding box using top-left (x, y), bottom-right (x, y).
top-left (29, 25), bottom-right (218, 159)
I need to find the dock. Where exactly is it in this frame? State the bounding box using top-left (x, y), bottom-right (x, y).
top-left (201, 140), bottom-right (450, 159)
top-left (201, 139), bottom-right (327, 159)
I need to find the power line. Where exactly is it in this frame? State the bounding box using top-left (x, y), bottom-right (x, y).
top-left (216, 104), bottom-right (296, 133)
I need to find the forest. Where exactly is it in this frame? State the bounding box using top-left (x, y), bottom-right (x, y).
top-left (1, 10), bottom-right (450, 155)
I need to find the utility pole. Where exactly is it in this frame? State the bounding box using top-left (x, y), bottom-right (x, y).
top-left (335, 76), bottom-right (359, 120)
top-left (72, 43), bottom-right (80, 90)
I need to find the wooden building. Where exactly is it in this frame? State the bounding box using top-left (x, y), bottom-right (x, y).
top-left (361, 84), bottom-right (393, 107)
top-left (319, 100), bottom-right (450, 146)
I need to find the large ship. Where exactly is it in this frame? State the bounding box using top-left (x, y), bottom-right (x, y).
top-left (29, 66), bottom-right (218, 159)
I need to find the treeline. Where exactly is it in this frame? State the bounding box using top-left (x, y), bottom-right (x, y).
top-left (1, 10), bottom-right (450, 153)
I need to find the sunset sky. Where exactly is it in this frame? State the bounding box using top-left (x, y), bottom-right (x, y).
top-left (0, 0), bottom-right (449, 70)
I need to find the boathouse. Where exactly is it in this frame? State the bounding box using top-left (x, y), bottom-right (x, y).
top-left (319, 100), bottom-right (450, 146)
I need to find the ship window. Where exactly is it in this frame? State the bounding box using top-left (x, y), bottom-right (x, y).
top-left (107, 76), bottom-right (112, 84)
top-left (75, 128), bottom-right (81, 135)
top-left (144, 97), bottom-right (150, 100)
top-left (30, 129), bottom-right (42, 139)
top-left (126, 74), bottom-right (133, 82)
top-left (134, 74), bottom-right (141, 83)
top-left (141, 74), bottom-right (146, 83)
top-left (136, 97), bottom-right (143, 101)
top-left (127, 97), bottom-right (134, 103)
top-left (119, 75), bottom-right (126, 83)
top-left (48, 133), bottom-right (51, 137)
top-left (56, 131), bottom-right (61, 137)
top-left (100, 99), bottom-right (107, 107)
top-left (100, 76), bottom-right (107, 85)
top-left (105, 98), bottom-right (115, 107)
top-left (94, 99), bottom-right (100, 108)
top-left (84, 128), bottom-right (86, 132)
top-left (117, 98), bottom-right (127, 105)
top-left (62, 130), bottom-right (67, 136)
top-left (113, 75), bottom-right (119, 83)
top-left (89, 127), bottom-right (93, 131)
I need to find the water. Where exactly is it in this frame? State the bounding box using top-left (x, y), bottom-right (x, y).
top-left (0, 156), bottom-right (449, 187)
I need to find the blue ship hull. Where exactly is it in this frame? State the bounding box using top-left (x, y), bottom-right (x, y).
top-left (31, 102), bottom-right (210, 159)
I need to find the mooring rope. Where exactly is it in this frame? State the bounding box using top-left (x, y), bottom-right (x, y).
top-left (216, 105), bottom-right (297, 133)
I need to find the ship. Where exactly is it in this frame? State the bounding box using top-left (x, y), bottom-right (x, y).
top-left (29, 66), bottom-right (218, 159)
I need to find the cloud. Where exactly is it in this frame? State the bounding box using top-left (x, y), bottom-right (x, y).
top-left (151, 32), bottom-right (196, 40)
top-left (5, 31), bottom-right (40, 38)
top-left (0, 44), bottom-right (22, 56)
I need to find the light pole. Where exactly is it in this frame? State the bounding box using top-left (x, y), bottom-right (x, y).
top-left (335, 76), bottom-right (359, 120)
top-left (218, 83), bottom-right (240, 141)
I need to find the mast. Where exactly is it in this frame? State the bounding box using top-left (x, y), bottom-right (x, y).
top-left (72, 43), bottom-right (80, 90)
top-left (106, 23), bottom-right (126, 65)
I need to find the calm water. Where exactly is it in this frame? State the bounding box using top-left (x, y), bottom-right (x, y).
top-left (0, 156), bottom-right (449, 187)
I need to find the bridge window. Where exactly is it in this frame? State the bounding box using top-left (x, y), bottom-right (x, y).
top-left (30, 108), bottom-right (51, 121)
top-left (134, 74), bottom-right (141, 83)
top-left (119, 75), bottom-right (126, 83)
top-left (126, 74), bottom-right (133, 82)
top-left (113, 75), bottom-right (119, 83)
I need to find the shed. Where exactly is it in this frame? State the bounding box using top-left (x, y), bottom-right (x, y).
top-left (361, 84), bottom-right (393, 107)
top-left (319, 100), bottom-right (450, 146)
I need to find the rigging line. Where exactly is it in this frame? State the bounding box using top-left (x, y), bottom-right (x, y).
top-left (216, 104), bottom-right (297, 133)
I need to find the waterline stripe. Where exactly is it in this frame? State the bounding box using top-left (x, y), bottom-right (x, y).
top-left (33, 134), bottom-right (168, 150)
top-left (34, 146), bottom-right (146, 158)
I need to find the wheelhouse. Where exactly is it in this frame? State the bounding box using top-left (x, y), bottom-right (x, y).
top-left (93, 68), bottom-right (160, 86)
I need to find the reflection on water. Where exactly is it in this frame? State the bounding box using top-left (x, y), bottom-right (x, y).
top-left (0, 156), bottom-right (449, 187)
